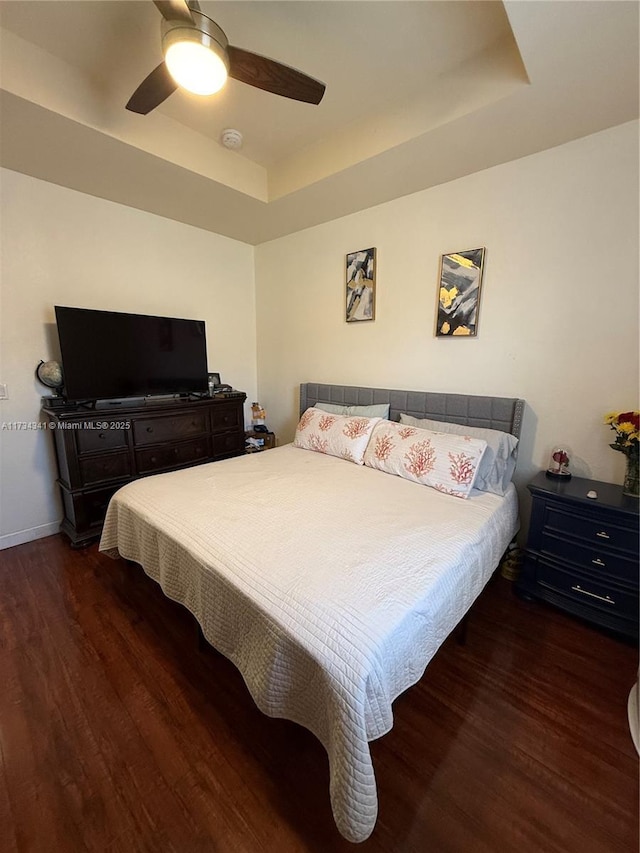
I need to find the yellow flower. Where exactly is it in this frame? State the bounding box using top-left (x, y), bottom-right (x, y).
top-left (618, 422), bottom-right (636, 435)
top-left (604, 411), bottom-right (620, 425)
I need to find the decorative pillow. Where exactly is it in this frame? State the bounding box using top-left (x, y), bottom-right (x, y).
top-left (399, 413), bottom-right (518, 496)
top-left (363, 420), bottom-right (487, 498)
top-left (315, 401), bottom-right (391, 419)
top-left (293, 408), bottom-right (380, 464)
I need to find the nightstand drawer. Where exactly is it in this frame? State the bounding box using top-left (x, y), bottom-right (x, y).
top-left (537, 559), bottom-right (638, 622)
top-left (540, 530), bottom-right (637, 582)
top-left (544, 504), bottom-right (637, 553)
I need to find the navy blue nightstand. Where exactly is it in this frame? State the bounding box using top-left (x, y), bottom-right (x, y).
top-left (516, 472), bottom-right (639, 639)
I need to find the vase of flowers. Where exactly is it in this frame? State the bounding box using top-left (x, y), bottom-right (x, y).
top-left (604, 411), bottom-right (640, 497)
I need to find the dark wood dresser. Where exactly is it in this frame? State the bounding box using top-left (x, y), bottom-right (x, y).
top-left (43, 394), bottom-right (246, 546)
top-left (516, 471), bottom-right (639, 639)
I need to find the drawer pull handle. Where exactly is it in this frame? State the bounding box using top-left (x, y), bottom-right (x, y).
top-left (591, 557), bottom-right (606, 567)
top-left (571, 585), bottom-right (615, 605)
top-left (146, 426), bottom-right (154, 433)
top-left (596, 531), bottom-right (610, 539)
top-left (151, 456), bottom-right (157, 464)
top-left (174, 448), bottom-right (179, 455)
top-left (99, 433), bottom-right (105, 440)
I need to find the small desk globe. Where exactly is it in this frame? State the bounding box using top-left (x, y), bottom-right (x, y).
top-left (36, 360), bottom-right (64, 394)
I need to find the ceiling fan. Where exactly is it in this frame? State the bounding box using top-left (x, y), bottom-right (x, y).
top-left (126, 0), bottom-right (326, 114)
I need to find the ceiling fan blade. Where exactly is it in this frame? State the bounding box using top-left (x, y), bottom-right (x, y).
top-left (126, 62), bottom-right (178, 114)
top-left (227, 46), bottom-right (325, 105)
top-left (153, 0), bottom-right (194, 24)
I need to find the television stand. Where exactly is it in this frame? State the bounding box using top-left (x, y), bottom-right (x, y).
top-left (42, 393), bottom-right (247, 547)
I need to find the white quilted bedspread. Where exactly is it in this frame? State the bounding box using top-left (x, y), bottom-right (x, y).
top-left (99, 445), bottom-right (518, 842)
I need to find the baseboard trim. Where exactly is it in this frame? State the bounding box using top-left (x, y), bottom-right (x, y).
top-left (0, 521), bottom-right (61, 551)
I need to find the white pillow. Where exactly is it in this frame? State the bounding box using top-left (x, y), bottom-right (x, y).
top-left (315, 401), bottom-right (391, 419)
top-left (293, 408), bottom-right (380, 464)
top-left (399, 413), bottom-right (518, 496)
top-left (363, 421), bottom-right (487, 499)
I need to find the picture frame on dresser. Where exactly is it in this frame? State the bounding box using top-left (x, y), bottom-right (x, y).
top-left (516, 472), bottom-right (639, 640)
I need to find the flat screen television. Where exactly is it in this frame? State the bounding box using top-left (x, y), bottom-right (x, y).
top-left (55, 306), bottom-right (209, 402)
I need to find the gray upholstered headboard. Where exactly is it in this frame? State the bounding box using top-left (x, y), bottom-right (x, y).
top-left (300, 383), bottom-right (525, 439)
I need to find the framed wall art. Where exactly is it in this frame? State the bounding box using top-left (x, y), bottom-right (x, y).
top-left (346, 247), bottom-right (376, 322)
top-left (435, 247), bottom-right (485, 337)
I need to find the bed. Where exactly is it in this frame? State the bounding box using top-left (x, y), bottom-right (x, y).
top-left (99, 383), bottom-right (525, 843)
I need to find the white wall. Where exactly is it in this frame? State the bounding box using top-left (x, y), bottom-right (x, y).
top-left (0, 169), bottom-right (256, 548)
top-left (2, 121), bottom-right (637, 549)
top-left (255, 121), bottom-right (639, 529)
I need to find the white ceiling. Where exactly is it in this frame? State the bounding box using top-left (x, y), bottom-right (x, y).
top-left (0, 1), bottom-right (638, 244)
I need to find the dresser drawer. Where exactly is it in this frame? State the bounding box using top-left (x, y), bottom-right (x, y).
top-left (80, 452), bottom-right (132, 486)
top-left (540, 530), bottom-right (637, 582)
top-left (543, 504), bottom-right (638, 554)
top-left (212, 430), bottom-right (245, 456)
top-left (537, 559), bottom-right (638, 622)
top-left (211, 405), bottom-right (241, 433)
top-left (76, 424), bottom-right (129, 454)
top-left (133, 412), bottom-right (208, 446)
top-left (136, 438), bottom-right (211, 473)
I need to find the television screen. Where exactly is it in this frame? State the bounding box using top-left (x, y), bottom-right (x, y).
top-left (55, 306), bottom-right (209, 402)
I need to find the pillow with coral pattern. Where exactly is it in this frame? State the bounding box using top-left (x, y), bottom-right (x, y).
top-left (293, 408), bottom-right (380, 464)
top-left (363, 420), bottom-right (487, 498)
top-left (399, 413), bottom-right (518, 496)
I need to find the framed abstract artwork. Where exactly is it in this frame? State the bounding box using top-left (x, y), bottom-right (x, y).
top-left (346, 247), bottom-right (376, 322)
top-left (435, 247), bottom-right (485, 337)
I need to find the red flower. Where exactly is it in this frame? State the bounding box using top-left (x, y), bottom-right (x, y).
top-left (618, 412), bottom-right (640, 430)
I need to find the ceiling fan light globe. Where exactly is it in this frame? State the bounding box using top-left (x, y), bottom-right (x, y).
top-left (162, 13), bottom-right (229, 95)
top-left (165, 40), bottom-right (228, 95)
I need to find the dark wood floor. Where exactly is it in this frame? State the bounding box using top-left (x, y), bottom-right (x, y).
top-left (0, 535), bottom-right (637, 853)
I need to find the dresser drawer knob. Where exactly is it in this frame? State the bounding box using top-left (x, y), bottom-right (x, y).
top-left (99, 433), bottom-right (106, 440)
top-left (596, 531), bottom-right (610, 539)
top-left (591, 557), bottom-right (606, 567)
top-left (571, 584), bottom-right (615, 605)
top-left (146, 426), bottom-right (154, 433)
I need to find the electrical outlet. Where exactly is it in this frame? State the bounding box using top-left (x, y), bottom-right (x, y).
top-left (0, 383), bottom-right (8, 399)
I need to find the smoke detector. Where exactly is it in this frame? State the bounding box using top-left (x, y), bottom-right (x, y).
top-left (220, 128), bottom-right (243, 150)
